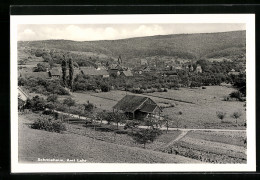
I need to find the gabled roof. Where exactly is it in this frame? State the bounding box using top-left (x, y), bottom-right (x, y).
top-left (113, 95), bottom-right (161, 113)
top-left (113, 95), bottom-right (148, 112)
top-left (121, 71), bottom-right (133, 77)
top-left (139, 104), bottom-right (158, 113)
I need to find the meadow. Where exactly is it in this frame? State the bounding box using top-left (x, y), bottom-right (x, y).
top-left (70, 86), bottom-right (246, 129)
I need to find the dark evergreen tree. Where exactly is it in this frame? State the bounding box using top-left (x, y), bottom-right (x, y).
top-left (61, 59), bottom-right (67, 87)
top-left (68, 58), bottom-right (74, 90)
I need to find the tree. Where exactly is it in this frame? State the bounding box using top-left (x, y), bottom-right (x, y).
top-left (231, 111), bottom-right (242, 124)
top-left (124, 120), bottom-right (140, 133)
top-left (61, 59), bottom-right (67, 87)
top-left (112, 112), bottom-right (127, 129)
top-left (130, 128), bottom-right (162, 149)
top-left (63, 97), bottom-right (75, 110)
top-left (229, 91), bottom-right (243, 101)
top-left (173, 111), bottom-right (182, 129)
top-left (83, 102), bottom-right (94, 113)
top-left (68, 58), bottom-right (74, 90)
top-left (47, 94), bottom-right (58, 103)
top-left (216, 111), bottom-right (226, 123)
top-left (33, 63), bottom-right (47, 72)
top-left (100, 84), bottom-right (111, 92)
top-left (24, 96), bottom-right (46, 112)
top-left (102, 111), bottom-right (127, 129)
top-left (162, 115), bottom-right (172, 133)
top-left (96, 110), bottom-right (106, 124)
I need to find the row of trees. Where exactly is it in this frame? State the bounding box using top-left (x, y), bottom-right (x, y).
top-left (216, 111), bottom-right (243, 124)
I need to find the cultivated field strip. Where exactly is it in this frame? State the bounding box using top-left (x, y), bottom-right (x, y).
top-left (158, 130), bottom-right (247, 163)
top-left (186, 131), bottom-right (246, 147)
top-left (180, 136), bottom-right (246, 155)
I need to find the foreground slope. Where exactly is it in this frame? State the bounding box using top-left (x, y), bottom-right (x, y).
top-left (18, 114), bottom-right (201, 163)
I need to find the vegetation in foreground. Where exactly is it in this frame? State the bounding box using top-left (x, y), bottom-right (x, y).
top-left (19, 113), bottom-right (200, 163)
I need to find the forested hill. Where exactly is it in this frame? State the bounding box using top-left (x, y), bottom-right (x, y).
top-left (18, 30), bottom-right (246, 60)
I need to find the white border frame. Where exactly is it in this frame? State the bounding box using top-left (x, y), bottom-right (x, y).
top-left (10, 14), bottom-right (256, 173)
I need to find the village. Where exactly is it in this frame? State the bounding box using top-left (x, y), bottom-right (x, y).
top-left (17, 29), bottom-right (247, 164)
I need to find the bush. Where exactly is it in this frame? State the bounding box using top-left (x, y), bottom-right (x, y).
top-left (47, 94), bottom-right (58, 103)
top-left (100, 84), bottom-right (111, 92)
top-left (229, 91), bottom-right (243, 101)
top-left (83, 102), bottom-right (94, 113)
top-left (24, 96), bottom-right (46, 112)
top-left (31, 118), bottom-right (66, 133)
top-left (223, 96), bottom-right (230, 101)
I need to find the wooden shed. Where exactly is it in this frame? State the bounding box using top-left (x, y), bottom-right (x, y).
top-left (113, 95), bottom-right (162, 120)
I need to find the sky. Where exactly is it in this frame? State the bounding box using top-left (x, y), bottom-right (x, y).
top-left (18, 24), bottom-right (246, 41)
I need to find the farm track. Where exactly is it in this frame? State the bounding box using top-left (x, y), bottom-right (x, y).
top-left (155, 131), bottom-right (188, 151)
top-left (48, 109), bottom-right (246, 133)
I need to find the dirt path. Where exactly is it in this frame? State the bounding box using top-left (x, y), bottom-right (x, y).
top-left (154, 131), bottom-right (188, 151)
top-left (49, 109), bottom-right (246, 132)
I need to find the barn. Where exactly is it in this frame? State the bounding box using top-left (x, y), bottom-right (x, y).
top-left (113, 95), bottom-right (162, 120)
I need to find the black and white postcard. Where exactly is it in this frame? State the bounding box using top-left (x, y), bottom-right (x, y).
top-left (10, 14), bottom-right (256, 172)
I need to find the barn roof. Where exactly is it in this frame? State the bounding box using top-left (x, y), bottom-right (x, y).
top-left (113, 95), bottom-right (148, 112)
top-left (139, 104), bottom-right (158, 113)
top-left (113, 95), bottom-right (162, 113)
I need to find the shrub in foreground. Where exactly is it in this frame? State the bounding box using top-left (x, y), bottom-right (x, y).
top-left (31, 118), bottom-right (66, 133)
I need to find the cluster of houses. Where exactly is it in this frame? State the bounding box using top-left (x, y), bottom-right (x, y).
top-left (19, 63), bottom-right (134, 80)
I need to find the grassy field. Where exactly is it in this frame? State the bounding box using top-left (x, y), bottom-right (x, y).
top-left (157, 86), bottom-right (246, 129)
top-left (69, 86), bottom-right (246, 129)
top-left (18, 113), bottom-right (201, 163)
